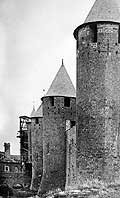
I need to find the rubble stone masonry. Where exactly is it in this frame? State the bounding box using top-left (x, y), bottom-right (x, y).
top-left (30, 117), bottom-right (43, 191)
top-left (38, 96), bottom-right (76, 194)
top-left (75, 22), bottom-right (120, 187)
top-left (65, 126), bottom-right (77, 190)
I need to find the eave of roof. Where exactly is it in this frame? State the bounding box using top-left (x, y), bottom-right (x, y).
top-left (74, 0), bottom-right (120, 39)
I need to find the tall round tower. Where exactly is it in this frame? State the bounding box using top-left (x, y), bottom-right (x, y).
top-left (38, 60), bottom-right (76, 194)
top-left (74, 0), bottom-right (120, 187)
top-left (30, 104), bottom-right (43, 191)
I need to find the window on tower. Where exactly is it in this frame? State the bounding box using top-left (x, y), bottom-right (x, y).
top-left (64, 97), bottom-right (70, 107)
top-left (90, 24), bottom-right (97, 43)
top-left (50, 96), bottom-right (54, 106)
top-left (36, 118), bottom-right (39, 124)
top-left (118, 26), bottom-right (120, 43)
top-left (70, 121), bottom-right (76, 128)
top-left (77, 39), bottom-right (79, 49)
top-left (4, 165), bottom-right (10, 172)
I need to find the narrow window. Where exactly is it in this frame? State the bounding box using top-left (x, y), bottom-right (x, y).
top-left (64, 97), bottom-right (70, 107)
top-left (70, 121), bottom-right (76, 128)
top-left (90, 24), bottom-right (97, 43)
top-left (77, 39), bottom-right (79, 50)
top-left (50, 97), bottom-right (54, 106)
top-left (46, 143), bottom-right (50, 154)
top-left (4, 166), bottom-right (10, 172)
top-left (118, 26), bottom-right (120, 43)
top-left (36, 118), bottom-right (39, 124)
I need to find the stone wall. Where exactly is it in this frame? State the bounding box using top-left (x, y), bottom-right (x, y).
top-left (30, 117), bottom-right (43, 191)
top-left (76, 22), bottom-right (120, 188)
top-left (38, 96), bottom-right (76, 195)
top-left (65, 125), bottom-right (77, 190)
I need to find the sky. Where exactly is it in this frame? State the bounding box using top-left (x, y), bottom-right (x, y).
top-left (0, 0), bottom-right (95, 154)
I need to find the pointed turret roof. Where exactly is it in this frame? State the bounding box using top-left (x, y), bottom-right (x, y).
top-left (30, 104), bottom-right (43, 118)
top-left (30, 105), bottom-right (36, 117)
top-left (45, 60), bottom-right (76, 98)
top-left (34, 104), bottom-right (43, 118)
top-left (74, 0), bottom-right (120, 39)
top-left (85, 0), bottom-right (120, 24)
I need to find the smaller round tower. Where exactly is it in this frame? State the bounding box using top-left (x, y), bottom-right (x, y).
top-left (29, 104), bottom-right (43, 191)
top-left (38, 60), bottom-right (76, 194)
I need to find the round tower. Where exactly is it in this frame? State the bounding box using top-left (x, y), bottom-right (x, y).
top-left (30, 104), bottom-right (43, 191)
top-left (74, 0), bottom-right (120, 187)
top-left (38, 61), bottom-right (76, 194)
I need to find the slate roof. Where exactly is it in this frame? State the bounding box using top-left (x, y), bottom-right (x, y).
top-left (45, 61), bottom-right (76, 98)
top-left (85, 0), bottom-right (120, 24)
top-left (30, 104), bottom-right (43, 118)
top-left (10, 155), bottom-right (20, 162)
top-left (33, 104), bottom-right (43, 118)
top-left (30, 106), bottom-right (36, 118)
top-left (0, 153), bottom-right (20, 163)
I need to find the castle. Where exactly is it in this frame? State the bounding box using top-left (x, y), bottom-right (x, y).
top-left (16, 0), bottom-right (120, 196)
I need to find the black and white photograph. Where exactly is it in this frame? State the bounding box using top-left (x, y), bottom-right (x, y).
top-left (1, 0), bottom-right (120, 197)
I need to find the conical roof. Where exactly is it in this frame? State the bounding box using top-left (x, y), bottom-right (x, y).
top-left (45, 60), bottom-right (76, 98)
top-left (85, 0), bottom-right (120, 24)
top-left (34, 104), bottom-right (43, 118)
top-left (30, 106), bottom-right (36, 117)
top-left (30, 104), bottom-right (43, 118)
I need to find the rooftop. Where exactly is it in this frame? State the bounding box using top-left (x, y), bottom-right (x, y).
top-left (30, 103), bottom-right (43, 118)
top-left (85, 0), bottom-right (120, 24)
top-left (45, 60), bottom-right (76, 98)
top-left (30, 105), bottom-right (36, 118)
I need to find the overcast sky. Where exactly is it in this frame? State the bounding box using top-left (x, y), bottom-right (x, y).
top-left (0, 0), bottom-right (95, 154)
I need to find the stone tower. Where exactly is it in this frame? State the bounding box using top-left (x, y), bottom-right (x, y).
top-left (30, 104), bottom-right (43, 191)
top-left (38, 60), bottom-right (76, 194)
top-left (74, 0), bottom-right (120, 188)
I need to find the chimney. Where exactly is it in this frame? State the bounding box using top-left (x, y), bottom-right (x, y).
top-left (4, 143), bottom-right (10, 158)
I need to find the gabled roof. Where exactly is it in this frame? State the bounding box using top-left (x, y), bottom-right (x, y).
top-left (85, 0), bottom-right (120, 24)
top-left (45, 60), bottom-right (76, 98)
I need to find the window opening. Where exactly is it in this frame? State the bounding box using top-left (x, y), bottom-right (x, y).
top-left (50, 97), bottom-right (54, 106)
top-left (36, 118), bottom-right (39, 124)
top-left (118, 26), bottom-right (120, 43)
top-left (77, 39), bottom-right (79, 50)
top-left (90, 24), bottom-right (97, 42)
top-left (64, 97), bottom-right (70, 107)
top-left (71, 121), bottom-right (76, 128)
top-left (4, 166), bottom-right (10, 172)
